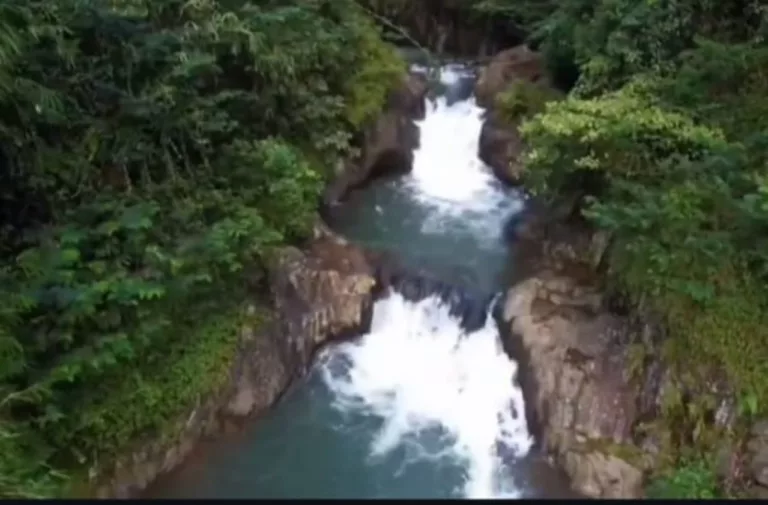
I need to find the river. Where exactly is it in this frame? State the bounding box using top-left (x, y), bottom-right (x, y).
top-left (148, 64), bottom-right (576, 499)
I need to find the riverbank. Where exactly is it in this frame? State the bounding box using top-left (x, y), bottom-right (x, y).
top-left (0, 1), bottom-right (407, 498)
top-left (465, 0), bottom-right (768, 494)
top-left (5, 1), bottom-right (766, 499)
top-left (144, 64), bottom-right (576, 498)
top-left (86, 222), bottom-right (385, 497)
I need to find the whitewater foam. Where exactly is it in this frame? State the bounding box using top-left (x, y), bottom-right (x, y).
top-left (319, 291), bottom-right (533, 498)
top-left (321, 65), bottom-right (532, 498)
top-left (403, 68), bottom-right (524, 247)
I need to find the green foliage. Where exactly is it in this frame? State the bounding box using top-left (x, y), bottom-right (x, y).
top-left (357, 0), bottom-right (509, 56)
top-left (647, 458), bottom-right (721, 499)
top-left (499, 0), bottom-right (768, 496)
top-left (494, 79), bottom-right (563, 125)
top-left (342, 9), bottom-right (407, 127)
top-left (362, 0), bottom-right (558, 41)
top-left (0, 0), bottom-right (403, 497)
top-left (521, 88), bottom-right (730, 202)
top-left (58, 305), bottom-right (254, 468)
top-left (535, 0), bottom-right (766, 97)
top-left (519, 26), bottom-right (768, 422)
top-left (472, 0), bottom-right (556, 34)
top-left (0, 421), bottom-right (66, 499)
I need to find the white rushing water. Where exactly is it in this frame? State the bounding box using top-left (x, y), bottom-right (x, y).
top-left (404, 66), bottom-right (525, 246)
top-left (149, 64), bottom-right (568, 501)
top-left (318, 66), bottom-right (533, 499)
top-left (319, 292), bottom-right (533, 498)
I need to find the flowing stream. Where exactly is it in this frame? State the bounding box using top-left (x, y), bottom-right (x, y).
top-left (148, 64), bottom-right (575, 499)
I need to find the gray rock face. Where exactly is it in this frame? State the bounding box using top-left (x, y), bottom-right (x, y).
top-left (501, 273), bottom-right (645, 498)
top-left (387, 72), bottom-right (429, 120)
top-left (478, 110), bottom-right (525, 185)
top-left (268, 222), bottom-right (378, 366)
top-left (474, 45), bottom-right (556, 186)
top-left (747, 421), bottom-right (768, 492)
top-left (474, 45), bottom-right (546, 108)
top-left (500, 210), bottom-right (745, 498)
top-left (322, 73), bottom-right (427, 206)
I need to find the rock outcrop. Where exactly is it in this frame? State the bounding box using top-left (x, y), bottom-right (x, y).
top-left (475, 46), bottom-right (557, 186)
top-left (475, 46), bottom-right (547, 108)
top-left (267, 220), bottom-right (378, 368)
top-left (502, 272), bottom-right (646, 498)
top-left (322, 73), bottom-right (428, 206)
top-left (737, 421), bottom-right (768, 498)
top-left (499, 208), bottom-right (649, 498)
top-left (478, 109), bottom-right (526, 185)
top-left (500, 208), bottom-right (747, 498)
top-left (95, 223), bottom-right (378, 498)
top-left (387, 72), bottom-right (429, 121)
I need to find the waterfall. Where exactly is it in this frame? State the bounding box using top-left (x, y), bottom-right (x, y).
top-left (318, 66), bottom-right (532, 497)
top-left (149, 64), bottom-right (542, 500)
top-left (319, 288), bottom-right (532, 498)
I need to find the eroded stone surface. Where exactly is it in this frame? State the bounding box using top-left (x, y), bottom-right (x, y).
top-left (322, 73), bottom-right (427, 206)
top-left (500, 210), bottom-right (748, 498)
top-left (474, 45), bottom-right (546, 108)
top-left (502, 274), bottom-right (646, 498)
top-left (474, 46), bottom-right (557, 185)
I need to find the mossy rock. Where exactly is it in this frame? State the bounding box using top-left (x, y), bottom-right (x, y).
top-left (577, 437), bottom-right (647, 471)
top-left (55, 303), bottom-right (266, 497)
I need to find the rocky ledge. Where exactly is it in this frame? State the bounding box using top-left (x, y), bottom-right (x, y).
top-left (502, 270), bottom-right (647, 498)
top-left (322, 72), bottom-right (428, 207)
top-left (499, 208), bottom-right (768, 498)
top-left (93, 222), bottom-right (379, 498)
top-left (475, 45), bottom-right (558, 186)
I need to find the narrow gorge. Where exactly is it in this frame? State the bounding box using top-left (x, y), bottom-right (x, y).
top-left (5, 1), bottom-right (767, 500)
top-left (145, 63), bottom-right (578, 500)
top-left (137, 38), bottom-right (768, 502)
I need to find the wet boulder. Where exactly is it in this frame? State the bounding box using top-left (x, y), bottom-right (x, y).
top-left (387, 71), bottom-right (429, 120)
top-left (226, 223), bottom-right (380, 420)
top-left (323, 73), bottom-right (427, 206)
top-left (225, 223), bottom-right (379, 419)
top-left (478, 109), bottom-right (525, 185)
top-left (744, 421), bottom-right (768, 496)
top-left (501, 273), bottom-right (647, 498)
top-left (474, 45), bottom-right (546, 108)
top-left (268, 222), bottom-right (378, 366)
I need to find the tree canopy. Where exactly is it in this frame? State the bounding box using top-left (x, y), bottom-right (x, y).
top-left (494, 0), bottom-right (766, 497)
top-left (0, 0), bottom-right (403, 497)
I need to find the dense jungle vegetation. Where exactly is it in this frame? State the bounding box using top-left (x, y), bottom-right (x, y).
top-left (0, 0), bottom-right (403, 497)
top-left (489, 0), bottom-right (768, 497)
top-left (3, 0), bottom-right (767, 498)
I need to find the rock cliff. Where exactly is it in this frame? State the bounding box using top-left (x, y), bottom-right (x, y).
top-left (94, 222), bottom-right (378, 498)
top-left (475, 46), bottom-right (558, 186)
top-left (322, 73), bottom-right (427, 207)
top-left (498, 208), bottom-right (768, 498)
